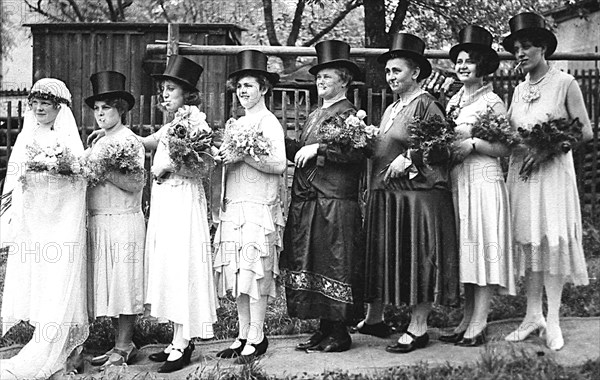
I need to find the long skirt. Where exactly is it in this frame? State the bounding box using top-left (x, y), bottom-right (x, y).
top-left (364, 188), bottom-right (459, 306)
top-left (281, 197), bottom-right (365, 323)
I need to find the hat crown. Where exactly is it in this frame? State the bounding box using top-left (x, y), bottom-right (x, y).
top-left (235, 50), bottom-right (268, 72)
top-left (90, 71), bottom-right (127, 96)
top-left (389, 33), bottom-right (426, 56)
top-left (159, 55), bottom-right (204, 89)
top-left (458, 25), bottom-right (493, 47)
top-left (315, 40), bottom-right (351, 66)
top-left (509, 12), bottom-right (548, 33)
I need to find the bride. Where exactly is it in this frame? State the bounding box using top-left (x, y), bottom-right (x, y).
top-left (0, 78), bottom-right (89, 379)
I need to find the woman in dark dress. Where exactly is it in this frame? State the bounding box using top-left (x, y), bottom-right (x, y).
top-left (357, 33), bottom-right (459, 353)
top-left (281, 40), bottom-right (367, 353)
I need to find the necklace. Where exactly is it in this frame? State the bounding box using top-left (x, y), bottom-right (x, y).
top-left (522, 67), bottom-right (552, 103)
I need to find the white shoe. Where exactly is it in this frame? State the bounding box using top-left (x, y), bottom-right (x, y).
top-left (545, 323), bottom-right (564, 351)
top-left (505, 317), bottom-right (546, 342)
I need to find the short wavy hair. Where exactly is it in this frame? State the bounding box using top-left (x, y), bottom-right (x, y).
top-left (226, 73), bottom-right (274, 96)
top-left (99, 97), bottom-right (130, 125)
top-left (156, 79), bottom-right (202, 111)
top-left (456, 49), bottom-right (487, 78)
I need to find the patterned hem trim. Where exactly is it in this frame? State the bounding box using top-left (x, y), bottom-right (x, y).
top-left (283, 270), bottom-right (353, 304)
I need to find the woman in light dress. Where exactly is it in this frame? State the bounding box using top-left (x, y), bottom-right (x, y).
top-left (213, 50), bottom-right (286, 362)
top-left (0, 78), bottom-right (89, 379)
top-left (143, 56), bottom-right (218, 372)
top-left (439, 25), bottom-right (515, 347)
top-left (85, 71), bottom-right (146, 369)
top-left (501, 13), bottom-right (593, 351)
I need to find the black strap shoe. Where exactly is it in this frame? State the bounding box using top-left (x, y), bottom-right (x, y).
top-left (354, 321), bottom-right (393, 338)
top-left (439, 330), bottom-right (466, 344)
top-left (216, 339), bottom-right (247, 358)
top-left (386, 331), bottom-right (429, 354)
top-left (157, 342), bottom-right (194, 373)
top-left (234, 336), bottom-right (269, 364)
top-left (455, 328), bottom-right (487, 347)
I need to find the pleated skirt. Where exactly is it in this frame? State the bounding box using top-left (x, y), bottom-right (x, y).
top-left (364, 188), bottom-right (459, 306)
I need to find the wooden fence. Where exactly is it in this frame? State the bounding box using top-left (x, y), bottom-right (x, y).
top-left (2, 69), bottom-right (599, 218)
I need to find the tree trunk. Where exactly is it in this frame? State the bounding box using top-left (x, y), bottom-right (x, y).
top-left (363, 0), bottom-right (387, 88)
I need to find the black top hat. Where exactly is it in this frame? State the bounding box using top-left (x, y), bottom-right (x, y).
top-left (308, 40), bottom-right (361, 79)
top-left (152, 55), bottom-right (204, 90)
top-left (502, 12), bottom-right (557, 57)
top-left (85, 71), bottom-right (135, 110)
top-left (378, 33), bottom-right (432, 81)
top-left (449, 25), bottom-right (500, 76)
top-left (228, 50), bottom-right (280, 85)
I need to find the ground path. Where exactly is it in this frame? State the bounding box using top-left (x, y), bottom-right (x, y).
top-left (1, 317), bottom-right (598, 379)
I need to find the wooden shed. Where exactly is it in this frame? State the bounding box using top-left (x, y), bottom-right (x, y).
top-left (25, 23), bottom-right (244, 129)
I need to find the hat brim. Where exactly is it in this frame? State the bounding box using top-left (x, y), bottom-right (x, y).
top-left (85, 91), bottom-right (135, 110)
top-left (151, 74), bottom-right (198, 91)
top-left (502, 28), bottom-right (557, 58)
top-left (449, 43), bottom-right (500, 75)
top-left (227, 69), bottom-right (280, 86)
top-left (308, 60), bottom-right (362, 81)
top-left (377, 50), bottom-right (432, 81)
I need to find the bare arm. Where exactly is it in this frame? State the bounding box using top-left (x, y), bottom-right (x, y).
top-left (565, 80), bottom-right (593, 142)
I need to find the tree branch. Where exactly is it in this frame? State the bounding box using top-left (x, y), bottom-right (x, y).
top-left (23, 0), bottom-right (66, 22)
top-left (67, 0), bottom-right (85, 21)
top-left (105, 0), bottom-right (118, 21)
top-left (303, 0), bottom-right (363, 46)
top-left (389, 0), bottom-right (410, 35)
top-left (262, 0), bottom-right (282, 46)
top-left (413, 0), bottom-right (468, 24)
top-left (285, 0), bottom-right (306, 46)
top-left (158, 0), bottom-right (172, 23)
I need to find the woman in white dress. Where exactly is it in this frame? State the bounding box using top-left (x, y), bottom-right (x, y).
top-left (144, 56), bottom-right (218, 372)
top-left (85, 71), bottom-right (146, 369)
top-left (439, 25), bottom-right (515, 347)
top-left (501, 13), bottom-right (593, 350)
top-left (0, 78), bottom-right (89, 379)
top-left (213, 50), bottom-right (286, 363)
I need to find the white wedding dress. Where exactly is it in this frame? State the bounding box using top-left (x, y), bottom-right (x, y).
top-left (1, 90), bottom-right (89, 380)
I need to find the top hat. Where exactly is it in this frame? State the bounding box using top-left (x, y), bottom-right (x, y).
top-left (152, 55), bottom-right (204, 90)
top-left (308, 40), bottom-right (361, 79)
top-left (378, 33), bottom-right (432, 81)
top-left (502, 12), bottom-right (557, 57)
top-left (85, 71), bottom-right (135, 110)
top-left (228, 50), bottom-right (280, 85)
top-left (449, 25), bottom-right (500, 76)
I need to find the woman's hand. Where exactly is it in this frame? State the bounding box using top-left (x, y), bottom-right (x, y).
top-left (519, 150), bottom-right (552, 179)
top-left (294, 144), bottom-right (319, 168)
top-left (217, 148), bottom-right (243, 165)
top-left (452, 138), bottom-right (474, 162)
top-left (151, 164), bottom-right (173, 183)
top-left (87, 129), bottom-right (106, 147)
top-left (383, 154), bottom-right (411, 182)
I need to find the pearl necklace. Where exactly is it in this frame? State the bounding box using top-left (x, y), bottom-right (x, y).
top-left (522, 68), bottom-right (552, 104)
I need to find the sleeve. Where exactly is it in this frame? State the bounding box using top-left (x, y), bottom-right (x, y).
top-left (285, 137), bottom-right (301, 162)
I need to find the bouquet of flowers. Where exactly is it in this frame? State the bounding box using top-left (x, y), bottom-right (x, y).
top-left (86, 140), bottom-right (145, 187)
top-left (407, 114), bottom-right (456, 165)
top-left (470, 106), bottom-right (520, 147)
top-left (165, 106), bottom-right (214, 177)
top-left (517, 117), bottom-right (583, 180)
top-left (19, 141), bottom-right (84, 187)
top-left (220, 117), bottom-right (271, 162)
top-left (317, 110), bottom-right (379, 151)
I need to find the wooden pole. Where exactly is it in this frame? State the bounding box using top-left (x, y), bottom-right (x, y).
top-left (166, 23), bottom-right (180, 64)
top-left (147, 44), bottom-right (600, 61)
